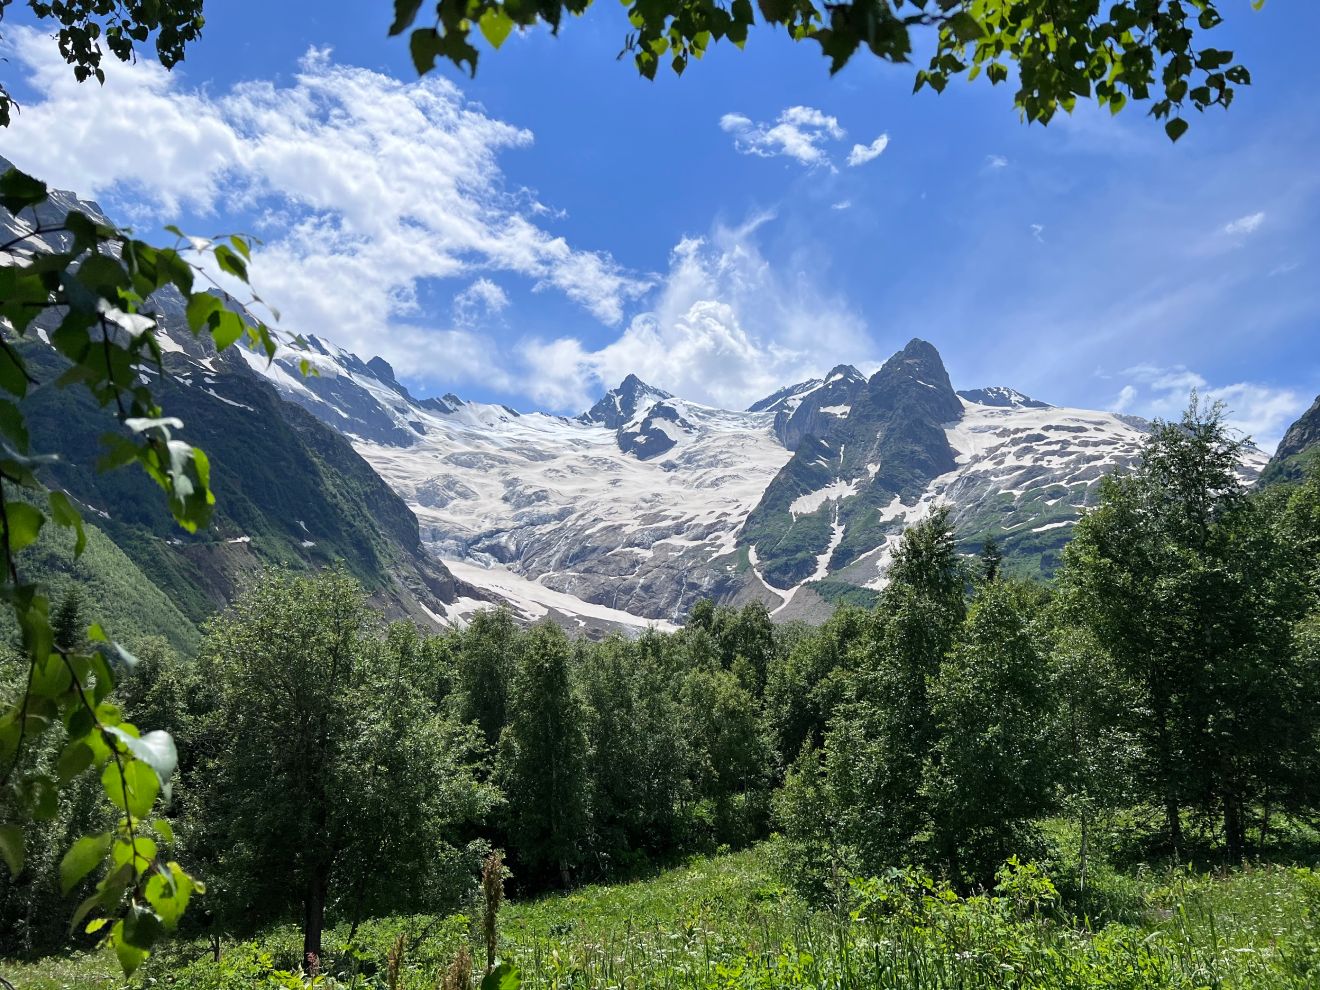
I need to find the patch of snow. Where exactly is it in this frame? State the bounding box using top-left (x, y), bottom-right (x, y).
top-left (442, 558), bottom-right (678, 632)
top-left (790, 479), bottom-right (858, 517)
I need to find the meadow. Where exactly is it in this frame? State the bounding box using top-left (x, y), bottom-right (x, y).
top-left (7, 834), bottom-right (1320, 990)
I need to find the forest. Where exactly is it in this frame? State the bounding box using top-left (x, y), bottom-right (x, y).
top-left (6, 400), bottom-right (1320, 988)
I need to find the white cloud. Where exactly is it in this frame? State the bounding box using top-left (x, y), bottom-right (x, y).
top-left (1223, 211), bottom-right (1266, 236)
top-left (453, 278), bottom-right (510, 323)
top-left (2, 29), bottom-right (650, 385)
top-left (1111, 384), bottom-right (1138, 413)
top-left (985, 154), bottom-right (1009, 169)
top-left (846, 133), bottom-right (889, 167)
top-left (1114, 362), bottom-right (1307, 452)
top-left (831, 200), bottom-right (852, 211)
top-left (520, 213), bottom-right (877, 411)
top-left (1030, 223), bottom-right (1046, 243)
top-left (720, 106), bottom-right (845, 169)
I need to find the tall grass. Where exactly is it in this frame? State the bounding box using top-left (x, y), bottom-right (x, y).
top-left (5, 847), bottom-right (1320, 990)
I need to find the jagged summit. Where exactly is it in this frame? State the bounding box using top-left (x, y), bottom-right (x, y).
top-left (958, 386), bottom-right (1051, 409)
top-left (748, 365), bottom-right (864, 414)
top-left (578, 374), bottom-right (673, 429)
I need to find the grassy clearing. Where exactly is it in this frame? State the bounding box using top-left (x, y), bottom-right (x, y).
top-left (4, 845), bottom-right (1320, 989)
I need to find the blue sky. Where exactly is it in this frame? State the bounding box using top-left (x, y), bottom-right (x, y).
top-left (3, 2), bottom-right (1319, 448)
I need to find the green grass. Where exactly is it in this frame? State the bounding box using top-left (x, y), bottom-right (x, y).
top-left (6, 846), bottom-right (1320, 989)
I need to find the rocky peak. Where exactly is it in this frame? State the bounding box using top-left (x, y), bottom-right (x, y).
top-left (862, 338), bottom-right (963, 422)
top-left (579, 374), bottom-right (673, 429)
top-left (957, 386), bottom-right (1052, 409)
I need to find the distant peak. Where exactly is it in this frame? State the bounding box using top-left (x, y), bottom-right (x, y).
top-left (825, 364), bottom-right (864, 382)
top-left (957, 386), bottom-right (1052, 410)
top-left (366, 356), bottom-right (397, 384)
top-left (579, 374), bottom-right (672, 429)
top-left (898, 338), bottom-right (942, 361)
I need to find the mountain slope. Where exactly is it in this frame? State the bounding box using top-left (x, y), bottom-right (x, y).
top-left (232, 331), bottom-right (1269, 628)
top-left (3, 179), bottom-right (479, 631)
top-left (1261, 394), bottom-right (1320, 484)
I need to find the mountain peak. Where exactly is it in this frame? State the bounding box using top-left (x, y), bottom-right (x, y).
top-left (825, 364), bottom-right (865, 383)
top-left (579, 374), bottom-right (673, 429)
top-left (957, 386), bottom-right (1052, 409)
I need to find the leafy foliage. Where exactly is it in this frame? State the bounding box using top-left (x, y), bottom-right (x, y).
top-left (388, 0), bottom-right (1255, 140)
top-left (0, 164), bottom-right (280, 972)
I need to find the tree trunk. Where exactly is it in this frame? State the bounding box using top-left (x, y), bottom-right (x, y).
top-left (1079, 806), bottom-right (1090, 894)
top-left (1224, 797), bottom-right (1246, 863)
top-left (1165, 794), bottom-right (1184, 856)
top-left (303, 871), bottom-right (328, 974)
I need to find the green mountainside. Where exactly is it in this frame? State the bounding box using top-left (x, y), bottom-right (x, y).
top-left (1261, 394), bottom-right (1320, 485)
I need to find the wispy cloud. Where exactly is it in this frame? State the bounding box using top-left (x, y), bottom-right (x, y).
top-left (1223, 211), bottom-right (1266, 236)
top-left (1113, 362), bottom-right (1307, 451)
top-left (985, 154), bottom-right (1009, 169)
top-left (720, 106), bottom-right (845, 169)
top-left (846, 134), bottom-right (889, 167)
top-left (454, 278), bottom-right (509, 324)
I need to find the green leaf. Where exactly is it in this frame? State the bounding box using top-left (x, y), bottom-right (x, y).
top-left (481, 962), bottom-right (521, 990)
top-left (5, 501), bottom-right (45, 552)
top-left (0, 399), bottom-right (29, 452)
top-left (48, 490), bottom-right (87, 557)
top-left (0, 824), bottom-right (23, 877)
top-left (60, 832), bottom-right (112, 894)
top-left (213, 243), bottom-right (248, 281)
top-left (106, 727), bottom-right (178, 796)
top-left (390, 0), bottom-right (425, 35)
top-left (144, 861), bottom-right (195, 929)
top-left (111, 918), bottom-right (149, 975)
top-left (185, 292), bottom-right (223, 335)
top-left (122, 902), bottom-right (165, 950)
top-left (211, 309), bottom-right (245, 351)
top-left (945, 11), bottom-right (984, 44)
top-left (410, 26), bottom-right (443, 74)
top-left (56, 740), bottom-right (95, 782)
top-left (0, 168), bottom-right (48, 214)
top-left (1165, 117), bottom-right (1189, 142)
top-left (101, 758), bottom-right (161, 819)
top-left (479, 8), bottom-right (515, 49)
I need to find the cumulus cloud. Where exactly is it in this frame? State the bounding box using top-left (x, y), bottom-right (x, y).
top-left (520, 214), bottom-right (878, 411)
top-left (846, 134), bottom-right (890, 167)
top-left (1223, 211), bottom-right (1266, 236)
top-left (2, 29), bottom-right (649, 380)
top-left (1114, 363), bottom-right (1307, 452)
top-left (720, 106), bottom-right (845, 169)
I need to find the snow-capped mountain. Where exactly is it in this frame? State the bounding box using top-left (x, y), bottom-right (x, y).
top-left (240, 332), bottom-right (1270, 627)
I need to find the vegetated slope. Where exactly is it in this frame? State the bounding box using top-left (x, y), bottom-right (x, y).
top-left (0, 498), bottom-right (200, 656)
top-left (1261, 393), bottom-right (1320, 484)
top-left (2, 178), bottom-right (479, 630)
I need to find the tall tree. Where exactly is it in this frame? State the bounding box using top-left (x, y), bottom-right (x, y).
top-left (1059, 397), bottom-right (1308, 858)
top-left (496, 622), bottom-right (589, 887)
top-left (923, 580), bottom-right (1058, 887)
top-left (454, 607), bottom-right (521, 748)
top-left (189, 568), bottom-right (490, 968)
